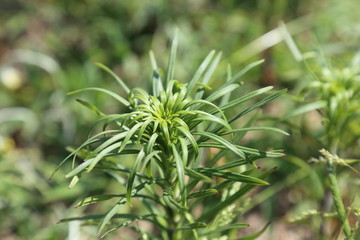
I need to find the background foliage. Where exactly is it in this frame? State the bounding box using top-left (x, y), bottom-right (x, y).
top-left (0, 0), bottom-right (359, 239)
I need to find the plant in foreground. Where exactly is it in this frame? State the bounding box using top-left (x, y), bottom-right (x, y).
top-left (53, 34), bottom-right (287, 239)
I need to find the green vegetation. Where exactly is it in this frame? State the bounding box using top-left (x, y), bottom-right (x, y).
top-left (54, 34), bottom-right (286, 239)
top-left (0, 0), bottom-right (359, 239)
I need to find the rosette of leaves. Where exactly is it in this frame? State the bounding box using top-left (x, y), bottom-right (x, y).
top-left (53, 34), bottom-right (287, 239)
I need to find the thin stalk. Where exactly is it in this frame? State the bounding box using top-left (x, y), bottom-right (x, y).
top-left (165, 206), bottom-right (176, 240)
top-left (164, 165), bottom-right (177, 240)
top-left (325, 153), bottom-right (353, 239)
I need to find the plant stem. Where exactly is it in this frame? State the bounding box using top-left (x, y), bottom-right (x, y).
top-left (326, 155), bottom-right (353, 239)
top-left (165, 206), bottom-right (175, 240)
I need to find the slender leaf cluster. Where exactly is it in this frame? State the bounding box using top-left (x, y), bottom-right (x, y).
top-left (308, 64), bottom-right (360, 152)
top-left (55, 35), bottom-right (286, 239)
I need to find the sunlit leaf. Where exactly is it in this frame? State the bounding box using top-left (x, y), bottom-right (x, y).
top-left (94, 62), bottom-right (130, 94)
top-left (67, 87), bottom-right (130, 106)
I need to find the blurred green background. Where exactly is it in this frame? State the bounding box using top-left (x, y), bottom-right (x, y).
top-left (1, 0), bottom-right (359, 239)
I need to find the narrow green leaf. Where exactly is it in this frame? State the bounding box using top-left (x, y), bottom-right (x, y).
top-left (50, 129), bottom-right (121, 179)
top-left (67, 87), bottom-right (130, 106)
top-left (94, 132), bottom-right (128, 154)
top-left (185, 167), bottom-right (212, 183)
top-left (58, 214), bottom-right (105, 223)
top-left (236, 145), bottom-right (285, 158)
top-left (68, 175), bottom-right (79, 189)
top-left (237, 222), bottom-right (271, 240)
top-left (119, 122), bottom-right (143, 152)
top-left (192, 114), bottom-right (231, 130)
top-left (213, 86), bottom-right (273, 114)
top-left (219, 63), bottom-right (233, 106)
top-left (137, 119), bottom-right (152, 142)
top-left (193, 131), bottom-right (245, 159)
top-left (213, 179), bottom-right (233, 190)
top-left (185, 99), bottom-right (228, 124)
top-left (195, 51), bottom-right (222, 100)
top-left (140, 150), bottom-right (161, 177)
top-left (188, 189), bottom-right (218, 199)
top-left (96, 181), bottom-right (154, 234)
top-left (65, 157), bottom-right (96, 178)
top-left (187, 50), bottom-right (216, 96)
top-left (177, 126), bottom-right (199, 156)
top-left (229, 89), bottom-right (287, 124)
top-left (160, 120), bottom-right (171, 145)
top-left (76, 194), bottom-right (119, 207)
top-left (163, 191), bottom-right (188, 211)
top-left (97, 199), bottom-right (126, 234)
top-left (228, 59), bottom-right (264, 84)
top-left (219, 127), bottom-right (289, 136)
top-left (199, 167), bottom-right (276, 221)
top-left (196, 168), bottom-right (269, 185)
top-left (95, 62), bottom-right (130, 94)
top-left (58, 213), bottom-right (155, 224)
top-left (152, 70), bottom-right (164, 97)
top-left (172, 117), bottom-right (190, 131)
top-left (205, 83), bottom-right (240, 103)
top-left (75, 194), bottom-right (159, 208)
top-left (146, 133), bottom-right (158, 153)
top-left (166, 30), bottom-right (178, 85)
top-left (87, 142), bottom-right (123, 173)
top-left (179, 138), bottom-right (189, 166)
top-left (149, 50), bottom-right (159, 70)
top-left (206, 113), bottom-right (259, 168)
top-left (76, 99), bottom-right (105, 117)
top-left (100, 214), bottom-right (157, 238)
top-left (132, 88), bottom-right (151, 103)
top-left (195, 82), bottom-right (212, 90)
top-left (282, 100), bottom-right (326, 120)
top-left (201, 223), bottom-right (249, 236)
top-left (279, 21), bottom-right (303, 62)
top-left (126, 148), bottom-right (146, 206)
top-left (177, 222), bottom-right (207, 230)
top-left (172, 145), bottom-right (187, 204)
top-left (213, 159), bottom-right (249, 170)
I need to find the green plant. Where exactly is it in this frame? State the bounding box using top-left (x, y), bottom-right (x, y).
top-left (284, 45), bottom-right (360, 238)
top-left (309, 61), bottom-right (360, 239)
top-left (54, 33), bottom-right (287, 239)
